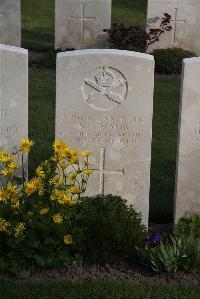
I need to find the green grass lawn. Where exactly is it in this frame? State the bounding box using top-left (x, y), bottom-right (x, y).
top-left (150, 77), bottom-right (181, 223)
top-left (28, 70), bottom-right (55, 175)
top-left (21, 0), bottom-right (54, 51)
top-left (0, 279), bottom-right (200, 299)
top-left (112, 0), bottom-right (147, 26)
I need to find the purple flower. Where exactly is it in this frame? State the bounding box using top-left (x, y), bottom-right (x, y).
top-left (145, 232), bottom-right (161, 246)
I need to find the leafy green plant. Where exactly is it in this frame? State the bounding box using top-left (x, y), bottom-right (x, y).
top-left (176, 214), bottom-right (200, 238)
top-left (104, 23), bottom-right (147, 52)
top-left (72, 195), bottom-right (147, 264)
top-left (146, 235), bottom-right (200, 273)
top-left (153, 48), bottom-right (196, 74)
top-left (104, 13), bottom-right (172, 52)
top-left (0, 139), bottom-right (94, 273)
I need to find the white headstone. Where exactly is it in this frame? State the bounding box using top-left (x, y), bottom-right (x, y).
top-left (0, 44), bottom-right (28, 154)
top-left (55, 0), bottom-right (112, 50)
top-left (147, 0), bottom-right (200, 54)
top-left (0, 0), bottom-right (21, 47)
top-left (56, 49), bottom-right (154, 226)
top-left (175, 57), bottom-right (200, 223)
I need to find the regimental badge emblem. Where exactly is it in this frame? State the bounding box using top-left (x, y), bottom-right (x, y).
top-left (82, 67), bottom-right (128, 111)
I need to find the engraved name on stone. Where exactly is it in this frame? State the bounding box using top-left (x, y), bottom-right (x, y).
top-left (59, 112), bottom-right (144, 145)
top-left (0, 109), bottom-right (8, 118)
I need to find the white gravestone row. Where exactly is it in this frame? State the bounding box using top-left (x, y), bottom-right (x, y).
top-left (56, 49), bottom-right (155, 226)
top-left (0, 44), bottom-right (28, 175)
top-left (175, 57), bottom-right (200, 223)
top-left (0, 0), bottom-right (21, 47)
top-left (147, 0), bottom-right (200, 55)
top-left (55, 0), bottom-right (112, 50)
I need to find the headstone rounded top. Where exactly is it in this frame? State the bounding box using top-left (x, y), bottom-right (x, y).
top-left (183, 56), bottom-right (200, 64)
top-left (57, 49), bottom-right (154, 61)
top-left (0, 44), bottom-right (28, 55)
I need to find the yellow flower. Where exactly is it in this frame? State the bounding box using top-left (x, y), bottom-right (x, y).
top-left (68, 172), bottom-right (78, 181)
top-left (83, 169), bottom-right (94, 176)
top-left (52, 213), bottom-right (63, 224)
top-left (1, 167), bottom-right (14, 177)
top-left (51, 189), bottom-right (73, 205)
top-left (70, 185), bottom-right (80, 194)
top-left (20, 138), bottom-right (34, 154)
top-left (6, 182), bottom-right (19, 199)
top-left (25, 178), bottom-right (38, 195)
top-left (49, 175), bottom-right (60, 186)
top-left (68, 199), bottom-right (77, 206)
top-left (0, 188), bottom-right (10, 202)
top-left (40, 207), bottom-right (49, 215)
top-left (14, 222), bottom-right (26, 237)
top-left (0, 151), bottom-right (16, 163)
top-left (53, 140), bottom-right (70, 161)
top-left (59, 161), bottom-right (70, 170)
top-left (25, 177), bottom-right (45, 196)
top-left (81, 151), bottom-right (91, 158)
top-left (69, 155), bottom-right (79, 165)
top-left (11, 200), bottom-right (20, 209)
top-left (0, 218), bottom-right (10, 232)
top-left (64, 234), bottom-right (73, 245)
top-left (70, 148), bottom-right (78, 156)
top-left (36, 166), bottom-right (45, 178)
top-left (8, 162), bottom-right (19, 170)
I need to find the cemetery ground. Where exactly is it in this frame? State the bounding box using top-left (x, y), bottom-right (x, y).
top-left (1, 0), bottom-right (200, 298)
top-left (1, 278), bottom-right (200, 299)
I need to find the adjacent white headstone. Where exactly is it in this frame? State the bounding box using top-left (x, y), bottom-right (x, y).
top-left (147, 0), bottom-right (200, 54)
top-left (175, 57), bottom-right (200, 223)
top-left (55, 0), bottom-right (112, 50)
top-left (0, 44), bottom-right (28, 154)
top-left (0, 0), bottom-right (21, 47)
top-left (56, 49), bottom-right (154, 226)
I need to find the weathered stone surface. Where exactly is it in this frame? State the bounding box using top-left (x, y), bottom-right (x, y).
top-left (0, 44), bottom-right (28, 154)
top-left (147, 0), bottom-right (200, 54)
top-left (56, 49), bottom-right (154, 226)
top-left (55, 0), bottom-right (111, 50)
top-left (0, 0), bottom-right (21, 47)
top-left (175, 57), bottom-right (200, 223)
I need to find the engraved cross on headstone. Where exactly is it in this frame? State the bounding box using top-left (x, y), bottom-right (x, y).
top-left (94, 148), bottom-right (124, 195)
top-left (171, 8), bottom-right (186, 44)
top-left (69, 3), bottom-right (96, 45)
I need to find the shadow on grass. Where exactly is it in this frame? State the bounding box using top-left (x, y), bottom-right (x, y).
top-left (22, 28), bottom-right (54, 52)
top-left (150, 77), bottom-right (181, 223)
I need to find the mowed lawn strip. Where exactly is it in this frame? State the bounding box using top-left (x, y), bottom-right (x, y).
top-left (150, 77), bottom-right (181, 223)
top-left (21, 0), bottom-right (54, 51)
top-left (0, 279), bottom-right (200, 299)
top-left (28, 69), bottom-right (56, 176)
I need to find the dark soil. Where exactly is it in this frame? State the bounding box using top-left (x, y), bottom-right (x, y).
top-left (16, 262), bottom-right (200, 285)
